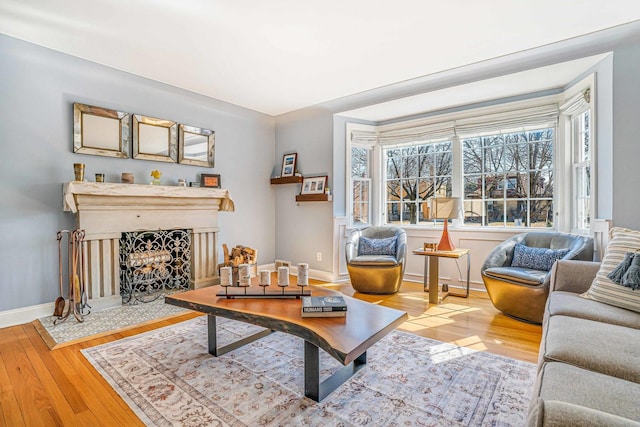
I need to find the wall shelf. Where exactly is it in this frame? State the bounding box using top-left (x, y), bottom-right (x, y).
top-left (270, 176), bottom-right (303, 185)
top-left (296, 194), bottom-right (332, 202)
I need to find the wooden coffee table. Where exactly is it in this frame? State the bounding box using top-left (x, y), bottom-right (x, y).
top-left (165, 285), bottom-right (407, 401)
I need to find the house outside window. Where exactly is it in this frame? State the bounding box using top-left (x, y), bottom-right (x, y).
top-left (462, 128), bottom-right (555, 227)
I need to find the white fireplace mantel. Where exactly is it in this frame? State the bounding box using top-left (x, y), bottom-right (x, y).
top-left (62, 181), bottom-right (234, 301)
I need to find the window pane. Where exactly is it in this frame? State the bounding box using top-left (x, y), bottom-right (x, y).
top-left (353, 202), bottom-right (369, 225)
top-left (386, 180), bottom-right (401, 201)
top-left (351, 147), bottom-right (369, 178)
top-left (530, 136), bottom-right (554, 169)
top-left (484, 173), bottom-right (503, 199)
top-left (386, 149), bottom-right (401, 179)
top-left (401, 201), bottom-right (418, 224)
top-left (464, 175), bottom-right (482, 199)
top-left (484, 145), bottom-right (505, 173)
top-left (402, 155), bottom-right (418, 179)
top-left (464, 199), bottom-right (484, 225)
top-left (463, 139), bottom-right (483, 173)
top-left (486, 200), bottom-right (504, 226)
top-left (505, 200), bottom-right (527, 227)
top-left (530, 200), bottom-right (553, 227)
top-left (387, 202), bottom-right (400, 223)
top-left (531, 170), bottom-right (553, 198)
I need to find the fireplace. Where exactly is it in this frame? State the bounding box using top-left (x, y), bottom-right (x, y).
top-left (63, 182), bottom-right (234, 308)
top-left (120, 229), bottom-right (191, 304)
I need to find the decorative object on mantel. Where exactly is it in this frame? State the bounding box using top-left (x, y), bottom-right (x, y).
top-left (177, 178), bottom-right (187, 187)
top-left (73, 163), bottom-right (85, 181)
top-left (281, 153), bottom-right (297, 177)
top-left (121, 172), bottom-right (134, 184)
top-left (73, 102), bottom-right (130, 159)
top-left (150, 169), bottom-right (162, 185)
top-left (54, 229), bottom-right (91, 324)
top-left (95, 173), bottom-right (104, 182)
top-left (201, 173), bottom-right (221, 188)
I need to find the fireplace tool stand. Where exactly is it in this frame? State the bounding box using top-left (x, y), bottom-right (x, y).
top-left (54, 229), bottom-right (91, 324)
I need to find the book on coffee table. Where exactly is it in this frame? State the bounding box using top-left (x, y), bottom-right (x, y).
top-left (301, 296), bottom-right (347, 317)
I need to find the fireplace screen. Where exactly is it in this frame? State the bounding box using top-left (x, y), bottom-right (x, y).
top-left (120, 229), bottom-right (191, 303)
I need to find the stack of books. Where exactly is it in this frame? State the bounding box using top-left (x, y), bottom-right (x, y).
top-left (301, 296), bottom-right (347, 317)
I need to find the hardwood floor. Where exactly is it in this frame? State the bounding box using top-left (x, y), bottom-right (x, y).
top-left (0, 279), bottom-right (541, 426)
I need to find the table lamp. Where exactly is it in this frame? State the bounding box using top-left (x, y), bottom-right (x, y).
top-left (430, 197), bottom-right (462, 251)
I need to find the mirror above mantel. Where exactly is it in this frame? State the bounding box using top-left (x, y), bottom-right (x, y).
top-left (132, 114), bottom-right (178, 163)
top-left (179, 124), bottom-right (215, 167)
top-left (73, 103), bottom-right (130, 158)
top-left (72, 102), bottom-right (216, 167)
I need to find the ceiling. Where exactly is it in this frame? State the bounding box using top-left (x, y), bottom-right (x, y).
top-left (1, 1), bottom-right (640, 117)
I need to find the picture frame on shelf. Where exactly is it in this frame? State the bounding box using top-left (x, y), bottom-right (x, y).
top-left (301, 175), bottom-right (327, 195)
top-left (281, 153), bottom-right (297, 177)
top-left (200, 173), bottom-right (221, 188)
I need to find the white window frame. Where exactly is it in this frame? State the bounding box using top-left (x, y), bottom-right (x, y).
top-left (346, 123), bottom-right (379, 228)
top-left (559, 74), bottom-right (596, 235)
top-left (345, 83), bottom-right (596, 232)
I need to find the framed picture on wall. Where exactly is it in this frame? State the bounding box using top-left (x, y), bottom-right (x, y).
top-left (200, 173), bottom-right (221, 188)
top-left (281, 153), bottom-right (297, 177)
top-left (301, 175), bottom-right (327, 195)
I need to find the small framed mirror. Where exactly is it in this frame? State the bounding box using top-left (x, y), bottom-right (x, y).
top-left (178, 124), bottom-right (215, 167)
top-left (73, 103), bottom-right (130, 158)
top-left (132, 114), bottom-right (178, 162)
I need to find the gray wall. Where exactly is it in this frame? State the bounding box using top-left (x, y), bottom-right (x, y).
top-left (0, 35), bottom-right (275, 312)
top-left (612, 43), bottom-right (640, 228)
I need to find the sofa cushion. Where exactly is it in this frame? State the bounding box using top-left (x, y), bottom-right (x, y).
top-left (483, 266), bottom-right (548, 286)
top-left (540, 315), bottom-right (640, 382)
top-left (528, 362), bottom-right (640, 426)
top-left (584, 227), bottom-right (640, 312)
top-left (358, 236), bottom-right (397, 256)
top-left (546, 291), bottom-right (640, 330)
top-left (512, 244), bottom-right (570, 271)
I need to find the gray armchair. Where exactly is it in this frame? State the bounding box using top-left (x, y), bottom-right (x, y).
top-left (481, 232), bottom-right (594, 324)
top-left (345, 226), bottom-right (407, 294)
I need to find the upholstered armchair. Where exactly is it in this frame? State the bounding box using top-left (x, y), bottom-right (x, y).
top-left (481, 232), bottom-right (594, 324)
top-left (345, 226), bottom-right (407, 294)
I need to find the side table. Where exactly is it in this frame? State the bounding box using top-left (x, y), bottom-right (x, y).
top-left (412, 248), bottom-right (471, 304)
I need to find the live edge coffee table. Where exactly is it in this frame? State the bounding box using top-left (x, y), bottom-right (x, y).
top-left (165, 285), bottom-right (407, 402)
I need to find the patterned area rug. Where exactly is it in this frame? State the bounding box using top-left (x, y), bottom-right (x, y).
top-left (82, 316), bottom-right (536, 426)
top-left (35, 297), bottom-right (189, 349)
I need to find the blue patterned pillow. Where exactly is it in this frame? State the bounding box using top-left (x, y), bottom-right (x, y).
top-left (511, 244), bottom-right (570, 271)
top-left (358, 236), bottom-right (397, 256)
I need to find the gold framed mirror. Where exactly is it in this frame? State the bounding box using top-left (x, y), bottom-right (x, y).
top-left (178, 124), bottom-right (215, 167)
top-left (132, 114), bottom-right (178, 162)
top-left (73, 103), bottom-right (130, 158)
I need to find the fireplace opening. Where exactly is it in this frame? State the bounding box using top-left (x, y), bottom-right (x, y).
top-left (120, 229), bottom-right (191, 304)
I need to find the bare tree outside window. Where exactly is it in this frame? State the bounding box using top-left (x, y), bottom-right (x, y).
top-left (385, 142), bottom-right (452, 224)
top-left (463, 128), bottom-right (554, 227)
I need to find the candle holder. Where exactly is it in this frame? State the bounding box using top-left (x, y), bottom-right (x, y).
top-left (258, 270), bottom-right (271, 295)
top-left (297, 263), bottom-right (309, 294)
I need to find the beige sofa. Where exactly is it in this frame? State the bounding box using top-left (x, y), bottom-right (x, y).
top-left (527, 259), bottom-right (640, 426)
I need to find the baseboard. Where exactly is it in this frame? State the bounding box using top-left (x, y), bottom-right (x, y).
top-left (0, 295), bottom-right (122, 329)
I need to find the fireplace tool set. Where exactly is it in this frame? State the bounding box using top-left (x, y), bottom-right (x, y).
top-left (54, 229), bottom-right (91, 324)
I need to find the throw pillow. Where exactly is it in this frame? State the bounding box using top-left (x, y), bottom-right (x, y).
top-left (584, 227), bottom-right (640, 312)
top-left (358, 236), bottom-right (397, 256)
top-left (511, 244), bottom-right (570, 271)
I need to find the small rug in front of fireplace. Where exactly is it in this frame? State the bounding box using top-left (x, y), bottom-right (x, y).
top-left (34, 297), bottom-right (189, 349)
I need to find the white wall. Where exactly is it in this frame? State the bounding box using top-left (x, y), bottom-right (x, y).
top-left (0, 35), bottom-right (276, 314)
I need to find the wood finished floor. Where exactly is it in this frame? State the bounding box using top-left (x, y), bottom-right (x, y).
top-left (0, 279), bottom-right (541, 426)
